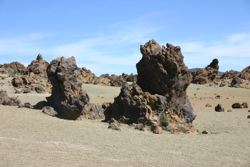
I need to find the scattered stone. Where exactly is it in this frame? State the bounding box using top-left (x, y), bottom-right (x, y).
top-left (215, 104), bottom-right (224, 112)
top-left (247, 115), bottom-right (250, 119)
top-left (227, 109), bottom-right (232, 112)
top-left (42, 106), bottom-right (58, 117)
top-left (202, 130), bottom-right (209, 134)
top-left (215, 95), bottom-right (221, 99)
top-left (241, 102), bottom-right (248, 108)
top-left (232, 103), bottom-right (242, 109)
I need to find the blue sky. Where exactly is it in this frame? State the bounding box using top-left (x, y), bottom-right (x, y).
top-left (0, 0), bottom-right (249, 75)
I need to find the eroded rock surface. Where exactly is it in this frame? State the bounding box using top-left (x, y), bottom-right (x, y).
top-left (192, 59), bottom-right (219, 84)
top-left (105, 40), bottom-right (196, 133)
top-left (27, 54), bottom-right (49, 77)
top-left (239, 66), bottom-right (250, 81)
top-left (0, 62), bottom-right (27, 75)
top-left (46, 57), bottom-right (90, 119)
top-left (46, 56), bottom-right (104, 120)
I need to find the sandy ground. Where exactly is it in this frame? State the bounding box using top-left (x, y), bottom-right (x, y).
top-left (0, 77), bottom-right (250, 167)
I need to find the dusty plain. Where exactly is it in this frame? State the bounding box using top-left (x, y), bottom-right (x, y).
top-left (0, 76), bottom-right (250, 167)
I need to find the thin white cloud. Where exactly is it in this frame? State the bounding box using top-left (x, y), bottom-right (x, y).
top-left (41, 18), bottom-right (159, 74)
top-left (177, 32), bottom-right (250, 71)
top-left (180, 32), bottom-right (250, 58)
top-left (0, 33), bottom-right (46, 55)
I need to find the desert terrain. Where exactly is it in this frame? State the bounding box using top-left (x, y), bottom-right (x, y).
top-left (0, 76), bottom-right (249, 167)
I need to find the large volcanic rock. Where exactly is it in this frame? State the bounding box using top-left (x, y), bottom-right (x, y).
top-left (221, 70), bottom-right (238, 80)
top-left (239, 66), bottom-right (250, 81)
top-left (79, 67), bottom-right (97, 84)
top-left (27, 54), bottom-right (49, 77)
top-left (46, 57), bottom-right (90, 119)
top-left (192, 59), bottom-right (219, 84)
top-left (11, 54), bottom-right (51, 94)
top-left (46, 56), bottom-right (104, 120)
top-left (105, 40), bottom-right (196, 133)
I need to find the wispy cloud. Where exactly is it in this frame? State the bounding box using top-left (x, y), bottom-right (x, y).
top-left (0, 19), bottom-right (249, 73)
top-left (177, 32), bottom-right (250, 71)
top-left (0, 33), bottom-right (46, 56)
top-left (42, 17), bottom-right (160, 74)
top-left (0, 15), bottom-right (160, 75)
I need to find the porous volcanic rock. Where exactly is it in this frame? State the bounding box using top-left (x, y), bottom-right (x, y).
top-left (105, 40), bottom-right (196, 133)
top-left (0, 61), bottom-right (27, 75)
top-left (78, 67), bottom-right (98, 84)
top-left (215, 104), bottom-right (224, 112)
top-left (27, 54), bottom-right (49, 77)
top-left (221, 70), bottom-right (238, 80)
top-left (46, 57), bottom-right (90, 119)
top-left (239, 66), bottom-right (250, 81)
top-left (12, 73), bottom-right (51, 94)
top-left (192, 59), bottom-right (219, 84)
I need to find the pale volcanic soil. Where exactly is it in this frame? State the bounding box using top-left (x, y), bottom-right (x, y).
top-left (0, 77), bottom-right (250, 167)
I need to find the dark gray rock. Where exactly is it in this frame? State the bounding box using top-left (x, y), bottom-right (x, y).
top-left (46, 57), bottom-right (90, 120)
top-left (105, 40), bottom-right (196, 133)
top-left (215, 104), bottom-right (224, 112)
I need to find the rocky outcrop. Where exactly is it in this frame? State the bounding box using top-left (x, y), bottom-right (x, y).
top-left (10, 55), bottom-right (51, 94)
top-left (12, 73), bottom-right (51, 93)
top-left (0, 62), bottom-right (27, 75)
top-left (221, 70), bottom-right (238, 80)
top-left (192, 59), bottom-right (219, 84)
top-left (105, 40), bottom-right (196, 133)
top-left (46, 56), bottom-right (104, 120)
top-left (0, 90), bottom-right (21, 106)
top-left (239, 66), bottom-right (250, 81)
top-left (46, 57), bottom-right (90, 119)
top-left (78, 68), bottom-right (133, 87)
top-left (27, 54), bottom-right (49, 77)
top-left (79, 67), bottom-right (97, 84)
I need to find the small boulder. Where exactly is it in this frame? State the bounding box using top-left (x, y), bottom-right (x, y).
top-left (232, 103), bottom-right (242, 109)
top-left (202, 130), bottom-right (209, 134)
top-left (215, 104), bottom-right (224, 112)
